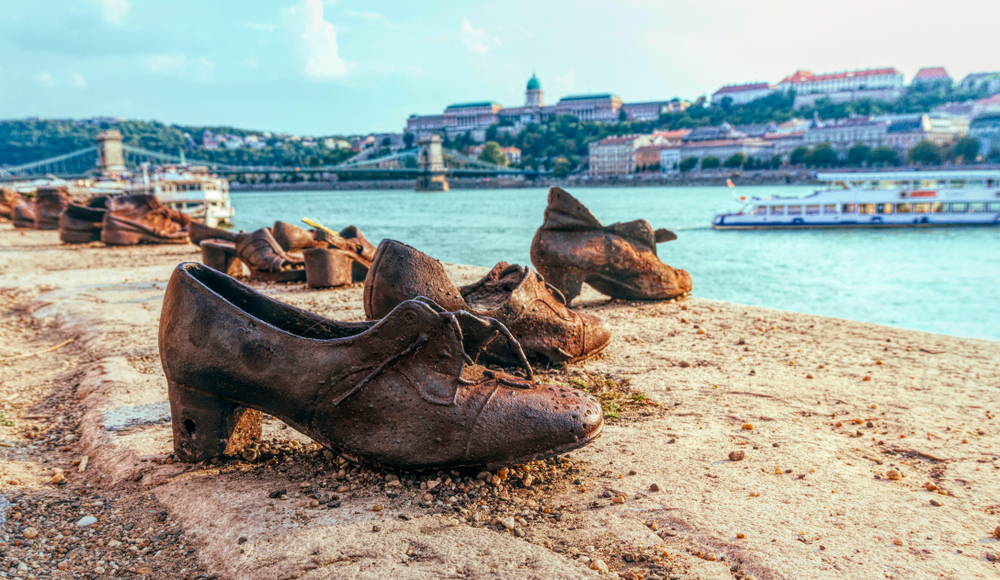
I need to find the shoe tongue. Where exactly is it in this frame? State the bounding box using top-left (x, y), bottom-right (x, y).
top-left (461, 262), bottom-right (526, 310)
top-left (606, 219), bottom-right (658, 254)
top-left (540, 187), bottom-right (602, 231)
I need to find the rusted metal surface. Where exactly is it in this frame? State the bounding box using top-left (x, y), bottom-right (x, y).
top-left (303, 247), bottom-right (355, 288)
top-left (11, 201), bottom-right (37, 229)
top-left (200, 240), bottom-right (244, 277)
top-left (272, 221), bottom-right (323, 251)
top-left (59, 196), bottom-right (109, 244)
top-left (364, 240), bottom-right (611, 365)
top-left (159, 263), bottom-right (603, 469)
top-left (0, 188), bottom-right (26, 221)
top-left (531, 187), bottom-right (693, 303)
top-left (101, 194), bottom-right (190, 246)
top-left (234, 228), bottom-right (305, 281)
top-left (189, 221), bottom-right (238, 245)
top-left (34, 186), bottom-right (72, 230)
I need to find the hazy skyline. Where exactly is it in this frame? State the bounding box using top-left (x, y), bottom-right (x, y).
top-left (1, 0), bottom-right (998, 136)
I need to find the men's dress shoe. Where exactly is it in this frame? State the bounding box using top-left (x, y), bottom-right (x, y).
top-left (235, 228), bottom-right (306, 282)
top-left (531, 187), bottom-right (692, 303)
top-left (0, 188), bottom-right (26, 220)
top-left (272, 221), bottom-right (324, 251)
top-left (59, 196), bottom-right (109, 244)
top-left (189, 221), bottom-right (238, 246)
top-left (101, 195), bottom-right (188, 246)
top-left (364, 240), bottom-right (611, 364)
top-left (159, 263), bottom-right (604, 469)
top-left (314, 225), bottom-right (377, 281)
top-left (11, 202), bottom-right (37, 229)
top-left (34, 186), bottom-right (72, 230)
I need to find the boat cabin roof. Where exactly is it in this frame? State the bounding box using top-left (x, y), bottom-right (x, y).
top-left (817, 170), bottom-right (1000, 189)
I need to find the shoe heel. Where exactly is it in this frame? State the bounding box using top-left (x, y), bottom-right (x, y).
top-left (168, 380), bottom-right (262, 462)
top-left (545, 269), bottom-right (584, 304)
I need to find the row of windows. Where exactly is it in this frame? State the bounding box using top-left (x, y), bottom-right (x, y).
top-left (754, 202), bottom-right (1000, 216)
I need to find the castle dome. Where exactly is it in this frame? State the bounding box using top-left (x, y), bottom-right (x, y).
top-left (526, 74), bottom-right (541, 91)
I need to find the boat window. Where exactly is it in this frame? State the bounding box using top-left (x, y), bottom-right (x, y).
top-left (753, 206), bottom-right (767, 215)
top-left (859, 203), bottom-right (876, 215)
top-left (877, 203), bottom-right (894, 214)
top-left (805, 205), bottom-right (820, 215)
top-left (950, 203), bottom-right (968, 213)
top-left (931, 202), bottom-right (946, 213)
top-left (823, 204), bottom-right (837, 214)
top-left (787, 205), bottom-right (802, 215)
top-left (895, 203), bottom-right (912, 213)
top-left (841, 203), bottom-right (857, 213)
top-left (913, 203), bottom-right (931, 214)
top-left (770, 206), bottom-right (784, 215)
top-left (969, 202), bottom-right (986, 213)
top-left (988, 202), bottom-right (1000, 212)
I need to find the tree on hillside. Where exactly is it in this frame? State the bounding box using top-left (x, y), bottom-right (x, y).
top-left (909, 140), bottom-right (941, 165)
top-left (789, 146), bottom-right (809, 166)
top-left (701, 156), bottom-right (721, 169)
top-left (951, 136), bottom-right (981, 164)
top-left (403, 132), bottom-right (415, 149)
top-left (867, 146), bottom-right (899, 166)
top-left (552, 156), bottom-right (572, 178)
top-left (847, 144), bottom-right (871, 167)
top-left (724, 152), bottom-right (747, 168)
top-left (478, 141), bottom-right (509, 167)
top-left (770, 155), bottom-right (783, 169)
top-left (805, 143), bottom-right (838, 167)
top-left (679, 157), bottom-right (698, 172)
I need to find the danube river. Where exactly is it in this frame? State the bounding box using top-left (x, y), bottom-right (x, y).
top-left (231, 185), bottom-right (1000, 341)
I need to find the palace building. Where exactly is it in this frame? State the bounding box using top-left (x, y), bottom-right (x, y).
top-left (405, 74), bottom-right (689, 141)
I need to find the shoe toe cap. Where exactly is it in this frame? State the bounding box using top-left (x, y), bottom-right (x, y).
top-left (580, 312), bottom-right (611, 357)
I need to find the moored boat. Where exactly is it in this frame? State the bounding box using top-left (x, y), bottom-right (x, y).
top-left (713, 171), bottom-right (1000, 229)
top-left (138, 165), bottom-right (233, 228)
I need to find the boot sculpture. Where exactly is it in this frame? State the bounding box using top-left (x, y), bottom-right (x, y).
top-left (0, 188), bottom-right (26, 221)
top-left (189, 221), bottom-right (239, 246)
top-left (102, 195), bottom-right (189, 245)
top-left (531, 187), bottom-right (692, 304)
top-left (34, 186), bottom-right (72, 230)
top-left (364, 240), bottom-right (611, 365)
top-left (11, 201), bottom-right (37, 229)
top-left (159, 263), bottom-right (604, 469)
top-left (59, 196), bottom-right (109, 244)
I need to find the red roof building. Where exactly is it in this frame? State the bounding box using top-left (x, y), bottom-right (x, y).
top-left (778, 68), bottom-right (904, 96)
top-left (912, 67), bottom-right (952, 86)
top-left (711, 82), bottom-right (777, 106)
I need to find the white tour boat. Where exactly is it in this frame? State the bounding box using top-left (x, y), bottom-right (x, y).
top-left (712, 171), bottom-right (1000, 229)
top-left (138, 165), bottom-right (234, 228)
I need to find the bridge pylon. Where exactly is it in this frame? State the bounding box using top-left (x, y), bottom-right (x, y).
top-left (97, 129), bottom-right (127, 175)
top-left (415, 134), bottom-right (449, 192)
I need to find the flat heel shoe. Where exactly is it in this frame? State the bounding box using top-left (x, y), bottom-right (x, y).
top-left (168, 379), bottom-right (263, 462)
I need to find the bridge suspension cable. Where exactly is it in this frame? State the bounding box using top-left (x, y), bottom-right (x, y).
top-left (1, 146), bottom-right (98, 177)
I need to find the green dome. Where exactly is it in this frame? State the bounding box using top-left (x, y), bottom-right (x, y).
top-left (526, 74), bottom-right (541, 90)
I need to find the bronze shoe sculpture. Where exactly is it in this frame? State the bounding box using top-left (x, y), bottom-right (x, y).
top-left (59, 196), bottom-right (109, 244)
top-left (0, 188), bottom-right (26, 220)
top-left (189, 221), bottom-right (238, 246)
top-left (159, 263), bottom-right (604, 469)
top-left (234, 228), bottom-right (306, 283)
top-left (531, 187), bottom-right (692, 304)
top-left (11, 201), bottom-right (37, 229)
top-left (34, 186), bottom-right (72, 230)
top-left (364, 240), bottom-right (611, 365)
top-left (272, 221), bottom-right (324, 251)
top-left (101, 195), bottom-right (189, 245)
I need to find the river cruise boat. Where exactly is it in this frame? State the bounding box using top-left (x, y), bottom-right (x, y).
top-left (712, 171), bottom-right (1000, 229)
top-left (137, 165), bottom-right (234, 227)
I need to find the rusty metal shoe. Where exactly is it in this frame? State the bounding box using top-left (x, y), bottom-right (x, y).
top-left (101, 195), bottom-right (189, 245)
top-left (531, 187), bottom-right (692, 304)
top-left (0, 188), bottom-right (27, 221)
top-left (234, 228), bottom-right (306, 282)
top-left (11, 201), bottom-right (37, 229)
top-left (364, 240), bottom-right (611, 364)
top-left (159, 262), bottom-right (604, 469)
top-left (59, 196), bottom-right (109, 244)
top-left (272, 221), bottom-right (324, 251)
top-left (189, 221), bottom-right (238, 246)
top-left (35, 186), bottom-right (72, 230)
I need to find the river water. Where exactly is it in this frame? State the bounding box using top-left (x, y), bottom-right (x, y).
top-left (230, 185), bottom-right (1000, 341)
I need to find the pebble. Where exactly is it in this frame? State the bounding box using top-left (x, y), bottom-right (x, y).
top-left (893, 538), bottom-right (904, 546)
top-left (52, 472), bottom-right (66, 485)
top-left (886, 469), bottom-right (901, 481)
top-left (612, 496), bottom-right (625, 504)
top-left (925, 482), bottom-right (938, 491)
top-left (514, 528), bottom-right (525, 537)
top-left (742, 423), bottom-right (754, 431)
top-left (578, 555), bottom-right (591, 565)
top-left (501, 517), bottom-right (516, 530)
top-left (337, 485), bottom-right (349, 493)
top-left (736, 533), bottom-right (746, 539)
top-left (372, 504), bottom-right (383, 512)
top-left (649, 483), bottom-right (661, 492)
top-left (22, 527), bottom-right (38, 539)
top-left (423, 493), bottom-right (433, 502)
top-left (590, 559), bottom-right (609, 573)
top-left (241, 448), bottom-right (258, 462)
top-left (76, 516), bottom-right (98, 527)
top-left (994, 526), bottom-right (1000, 539)
top-left (729, 450), bottom-right (746, 461)
top-left (930, 499), bottom-right (943, 507)
top-left (308, 499), bottom-right (319, 508)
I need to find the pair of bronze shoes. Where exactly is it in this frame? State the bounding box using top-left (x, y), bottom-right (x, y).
top-left (6, 187), bottom-right (71, 230)
top-left (101, 195), bottom-right (191, 246)
top-left (60, 196), bottom-right (110, 244)
top-left (0, 188), bottom-right (27, 221)
top-left (160, 263), bottom-right (603, 470)
top-left (531, 187), bottom-right (692, 303)
top-left (364, 240), bottom-right (610, 365)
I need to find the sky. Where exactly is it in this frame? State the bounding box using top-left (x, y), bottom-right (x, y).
top-left (1, 0), bottom-right (999, 136)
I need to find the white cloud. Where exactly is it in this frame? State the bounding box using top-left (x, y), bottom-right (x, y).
top-left (71, 73), bottom-right (87, 88)
top-left (36, 72), bottom-right (55, 87)
top-left (282, 0), bottom-right (349, 81)
top-left (347, 11), bottom-right (384, 19)
top-left (141, 54), bottom-right (215, 80)
top-left (460, 19), bottom-right (499, 53)
top-left (97, 0), bottom-right (131, 26)
top-left (240, 22), bottom-right (276, 32)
